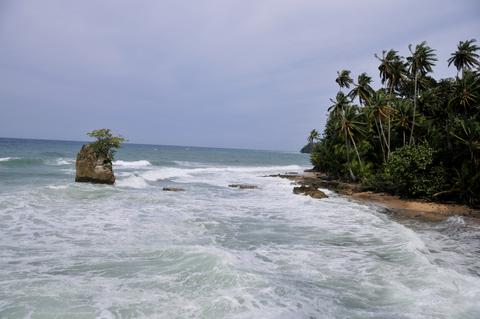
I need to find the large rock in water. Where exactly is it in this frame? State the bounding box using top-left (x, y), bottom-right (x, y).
top-left (300, 142), bottom-right (314, 154)
top-left (75, 145), bottom-right (115, 184)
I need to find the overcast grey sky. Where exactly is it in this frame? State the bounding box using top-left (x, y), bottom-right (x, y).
top-left (0, 0), bottom-right (479, 151)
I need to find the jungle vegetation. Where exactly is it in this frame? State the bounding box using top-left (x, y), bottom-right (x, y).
top-left (310, 39), bottom-right (480, 206)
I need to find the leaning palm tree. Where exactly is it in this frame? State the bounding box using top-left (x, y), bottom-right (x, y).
top-left (335, 70), bottom-right (353, 90)
top-left (307, 129), bottom-right (320, 144)
top-left (447, 39), bottom-right (480, 78)
top-left (348, 72), bottom-right (374, 105)
top-left (407, 41), bottom-right (437, 144)
top-left (337, 105), bottom-right (365, 180)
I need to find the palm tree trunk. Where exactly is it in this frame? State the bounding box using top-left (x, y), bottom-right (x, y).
top-left (387, 116), bottom-right (391, 157)
top-left (378, 116), bottom-right (390, 155)
top-left (344, 131), bottom-right (355, 180)
top-left (349, 134), bottom-right (362, 166)
top-left (409, 72), bottom-right (418, 144)
top-left (373, 117), bottom-right (386, 162)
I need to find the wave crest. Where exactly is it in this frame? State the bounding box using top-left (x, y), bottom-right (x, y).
top-left (0, 157), bottom-right (20, 162)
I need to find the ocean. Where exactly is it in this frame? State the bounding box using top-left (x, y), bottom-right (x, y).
top-left (1, 137), bottom-right (480, 318)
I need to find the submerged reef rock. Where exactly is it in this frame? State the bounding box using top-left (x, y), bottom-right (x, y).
top-left (228, 184), bottom-right (259, 189)
top-left (293, 185), bottom-right (328, 199)
top-left (75, 145), bottom-right (115, 184)
top-left (163, 187), bottom-right (185, 192)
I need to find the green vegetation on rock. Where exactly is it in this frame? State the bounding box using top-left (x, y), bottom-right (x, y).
top-left (86, 129), bottom-right (126, 161)
top-left (309, 39), bottom-right (480, 206)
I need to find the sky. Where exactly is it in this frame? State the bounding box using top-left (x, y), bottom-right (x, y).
top-left (0, 0), bottom-right (479, 151)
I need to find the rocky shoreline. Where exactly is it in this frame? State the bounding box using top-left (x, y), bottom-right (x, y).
top-left (273, 171), bottom-right (480, 222)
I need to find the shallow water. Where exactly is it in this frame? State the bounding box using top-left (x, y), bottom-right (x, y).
top-left (1, 138), bottom-right (480, 318)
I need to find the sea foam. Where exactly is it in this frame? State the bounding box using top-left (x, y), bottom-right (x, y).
top-left (0, 157), bottom-right (19, 162)
top-left (116, 174), bottom-right (149, 189)
top-left (113, 160), bottom-right (152, 168)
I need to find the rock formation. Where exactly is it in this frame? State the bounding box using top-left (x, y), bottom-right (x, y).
top-left (163, 187), bottom-right (185, 192)
top-left (228, 184), bottom-right (258, 189)
top-left (293, 185), bottom-right (328, 199)
top-left (300, 142), bottom-right (314, 154)
top-left (75, 145), bottom-right (115, 184)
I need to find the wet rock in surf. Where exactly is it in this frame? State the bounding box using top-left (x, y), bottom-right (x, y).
top-left (163, 187), bottom-right (185, 192)
top-left (75, 145), bottom-right (115, 185)
top-left (228, 184), bottom-right (258, 189)
top-left (293, 185), bottom-right (327, 199)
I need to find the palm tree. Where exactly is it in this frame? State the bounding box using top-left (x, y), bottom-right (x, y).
top-left (391, 61), bottom-right (407, 94)
top-left (367, 91), bottom-right (393, 160)
top-left (449, 70), bottom-right (480, 114)
top-left (337, 105), bottom-right (365, 180)
top-left (348, 72), bottom-right (374, 105)
top-left (407, 41), bottom-right (437, 144)
top-left (393, 99), bottom-right (413, 146)
top-left (328, 92), bottom-right (350, 116)
top-left (335, 70), bottom-right (353, 89)
top-left (375, 50), bottom-right (408, 94)
top-left (307, 129), bottom-right (320, 144)
top-left (375, 50), bottom-right (390, 88)
top-left (447, 39), bottom-right (480, 78)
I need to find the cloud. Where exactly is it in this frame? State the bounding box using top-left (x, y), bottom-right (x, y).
top-left (0, 0), bottom-right (479, 150)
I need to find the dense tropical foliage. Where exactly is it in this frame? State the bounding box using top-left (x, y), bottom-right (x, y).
top-left (310, 39), bottom-right (480, 206)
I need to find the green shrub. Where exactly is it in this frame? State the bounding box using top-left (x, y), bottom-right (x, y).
top-left (311, 141), bottom-right (342, 175)
top-left (87, 129), bottom-right (127, 161)
top-left (452, 163), bottom-right (480, 207)
top-left (383, 143), bottom-right (446, 197)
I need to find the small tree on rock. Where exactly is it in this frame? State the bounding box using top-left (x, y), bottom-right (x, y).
top-left (86, 129), bottom-right (126, 161)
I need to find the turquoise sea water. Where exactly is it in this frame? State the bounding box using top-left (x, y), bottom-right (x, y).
top-left (1, 137), bottom-right (480, 318)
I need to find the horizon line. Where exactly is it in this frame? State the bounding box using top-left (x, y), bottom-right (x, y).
top-left (0, 136), bottom-right (303, 155)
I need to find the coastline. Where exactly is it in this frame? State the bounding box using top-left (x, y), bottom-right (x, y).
top-left (275, 171), bottom-right (480, 222)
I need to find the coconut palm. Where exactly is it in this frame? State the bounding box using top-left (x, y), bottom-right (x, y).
top-left (335, 70), bottom-right (353, 89)
top-left (393, 99), bottom-right (413, 146)
top-left (367, 91), bottom-right (393, 160)
top-left (307, 129), bottom-right (320, 144)
top-left (375, 50), bottom-right (405, 93)
top-left (337, 105), bottom-right (365, 180)
top-left (388, 57), bottom-right (408, 94)
top-left (449, 70), bottom-right (480, 113)
top-left (407, 41), bottom-right (437, 144)
top-left (328, 92), bottom-right (350, 116)
top-left (348, 72), bottom-right (374, 105)
top-left (375, 50), bottom-right (390, 88)
top-left (447, 39), bottom-right (480, 77)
